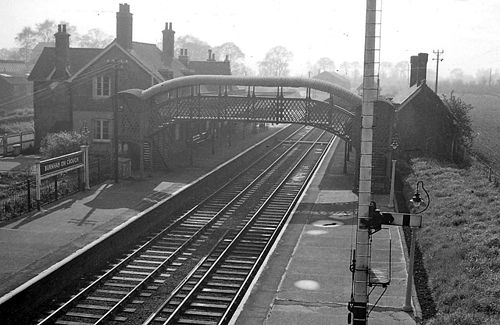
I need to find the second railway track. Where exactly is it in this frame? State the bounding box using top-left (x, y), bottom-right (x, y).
top-left (34, 125), bottom-right (335, 325)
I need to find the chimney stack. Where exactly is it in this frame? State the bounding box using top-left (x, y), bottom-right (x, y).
top-left (410, 55), bottom-right (419, 87)
top-left (53, 24), bottom-right (70, 80)
top-left (417, 52), bottom-right (428, 85)
top-left (162, 22), bottom-right (175, 64)
top-left (179, 49), bottom-right (189, 67)
top-left (116, 3), bottom-right (133, 50)
top-left (410, 53), bottom-right (429, 87)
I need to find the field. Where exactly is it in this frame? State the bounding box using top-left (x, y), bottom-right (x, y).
top-left (460, 93), bottom-right (500, 170)
top-left (405, 158), bottom-right (500, 324)
top-left (405, 92), bottom-right (500, 324)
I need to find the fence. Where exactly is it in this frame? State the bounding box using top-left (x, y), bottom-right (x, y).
top-left (0, 131), bottom-right (35, 156)
top-left (0, 156), bottom-right (111, 221)
top-left (474, 153), bottom-right (500, 187)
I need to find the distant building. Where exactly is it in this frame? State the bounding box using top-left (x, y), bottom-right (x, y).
top-left (309, 71), bottom-right (352, 106)
top-left (0, 60), bottom-right (32, 114)
top-left (313, 71), bottom-right (351, 90)
top-left (392, 53), bottom-right (457, 160)
top-left (29, 3), bottom-right (231, 165)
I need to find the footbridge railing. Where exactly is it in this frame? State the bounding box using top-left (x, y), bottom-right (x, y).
top-left (118, 75), bottom-right (362, 142)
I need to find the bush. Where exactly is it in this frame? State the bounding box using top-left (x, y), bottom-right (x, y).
top-left (442, 91), bottom-right (475, 149)
top-left (40, 131), bottom-right (87, 158)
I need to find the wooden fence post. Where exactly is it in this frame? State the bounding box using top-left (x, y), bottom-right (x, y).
top-left (26, 178), bottom-right (31, 211)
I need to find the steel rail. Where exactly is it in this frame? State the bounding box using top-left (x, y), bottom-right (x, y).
top-left (220, 135), bottom-right (336, 324)
top-left (149, 131), bottom-right (332, 324)
top-left (89, 127), bottom-right (319, 324)
top-left (36, 125), bottom-right (312, 324)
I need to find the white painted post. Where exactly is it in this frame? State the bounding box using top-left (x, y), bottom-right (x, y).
top-left (81, 145), bottom-right (90, 190)
top-left (403, 228), bottom-right (418, 312)
top-left (388, 159), bottom-right (396, 208)
top-left (352, 0), bottom-right (378, 323)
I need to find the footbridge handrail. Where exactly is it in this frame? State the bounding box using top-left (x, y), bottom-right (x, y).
top-left (120, 75), bottom-right (362, 109)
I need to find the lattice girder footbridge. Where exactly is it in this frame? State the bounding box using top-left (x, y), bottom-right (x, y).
top-left (117, 75), bottom-right (362, 142)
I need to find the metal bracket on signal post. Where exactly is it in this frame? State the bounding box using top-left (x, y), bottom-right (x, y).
top-left (362, 202), bottom-right (422, 234)
top-left (379, 212), bottom-right (422, 228)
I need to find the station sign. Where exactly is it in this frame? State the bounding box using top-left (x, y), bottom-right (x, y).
top-left (40, 151), bottom-right (84, 177)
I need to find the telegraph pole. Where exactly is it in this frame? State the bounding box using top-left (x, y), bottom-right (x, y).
top-left (433, 50), bottom-right (444, 93)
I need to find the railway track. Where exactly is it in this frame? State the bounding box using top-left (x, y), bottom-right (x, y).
top-left (35, 126), bottom-right (335, 325)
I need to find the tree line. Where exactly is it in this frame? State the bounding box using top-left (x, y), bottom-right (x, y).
top-left (0, 18), bottom-right (357, 80)
top-left (0, 19), bottom-right (113, 63)
top-left (7, 18), bottom-right (494, 96)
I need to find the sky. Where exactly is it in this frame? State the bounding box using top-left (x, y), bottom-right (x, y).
top-left (1, 0), bottom-right (499, 78)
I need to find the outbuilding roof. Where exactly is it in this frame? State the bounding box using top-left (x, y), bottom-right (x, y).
top-left (0, 60), bottom-right (29, 76)
top-left (28, 47), bottom-right (103, 81)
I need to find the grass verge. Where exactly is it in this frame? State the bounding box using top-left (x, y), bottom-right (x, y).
top-left (403, 157), bottom-right (500, 324)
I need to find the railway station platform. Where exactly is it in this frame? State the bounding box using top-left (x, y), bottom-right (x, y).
top-left (0, 125), bottom-right (418, 324)
top-left (0, 125), bottom-right (283, 300)
top-left (233, 138), bottom-right (418, 325)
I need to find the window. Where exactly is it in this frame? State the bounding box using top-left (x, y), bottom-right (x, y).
top-left (93, 119), bottom-right (110, 142)
top-left (94, 75), bottom-right (111, 97)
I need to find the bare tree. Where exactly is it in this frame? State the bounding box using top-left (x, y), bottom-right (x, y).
top-left (475, 68), bottom-right (490, 86)
top-left (213, 42), bottom-right (252, 76)
top-left (0, 48), bottom-right (23, 60)
top-left (349, 61), bottom-right (362, 85)
top-left (338, 61), bottom-right (351, 77)
top-left (258, 46), bottom-right (293, 77)
top-left (59, 21), bottom-right (80, 46)
top-left (78, 29), bottom-right (113, 48)
top-left (16, 27), bottom-right (37, 62)
top-left (36, 20), bottom-right (57, 42)
top-left (394, 61), bottom-right (409, 81)
top-left (379, 61), bottom-right (393, 80)
top-left (313, 57), bottom-right (335, 74)
top-left (213, 42), bottom-right (245, 62)
top-left (175, 35), bottom-right (211, 61)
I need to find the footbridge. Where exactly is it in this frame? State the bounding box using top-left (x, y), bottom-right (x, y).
top-left (117, 75), bottom-right (393, 193)
top-left (118, 75), bottom-right (362, 142)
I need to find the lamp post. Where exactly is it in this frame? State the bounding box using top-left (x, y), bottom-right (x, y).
top-left (403, 181), bottom-right (428, 312)
top-left (388, 138), bottom-right (399, 208)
